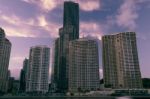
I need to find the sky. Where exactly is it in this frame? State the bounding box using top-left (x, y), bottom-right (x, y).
top-left (0, 0), bottom-right (150, 79)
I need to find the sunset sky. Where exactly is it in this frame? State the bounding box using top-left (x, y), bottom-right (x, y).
top-left (0, 0), bottom-right (150, 79)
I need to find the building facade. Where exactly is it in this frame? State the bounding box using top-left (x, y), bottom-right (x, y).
top-left (0, 28), bottom-right (11, 93)
top-left (102, 32), bottom-right (142, 89)
top-left (26, 46), bottom-right (50, 93)
top-left (68, 38), bottom-right (100, 92)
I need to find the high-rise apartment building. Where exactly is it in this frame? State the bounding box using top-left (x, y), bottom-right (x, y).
top-left (0, 28), bottom-right (11, 93)
top-left (68, 38), bottom-right (100, 92)
top-left (53, 1), bottom-right (79, 91)
top-left (102, 32), bottom-right (142, 89)
top-left (26, 46), bottom-right (50, 93)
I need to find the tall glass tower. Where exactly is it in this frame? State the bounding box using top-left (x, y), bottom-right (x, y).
top-left (52, 1), bottom-right (79, 92)
top-left (63, 1), bottom-right (79, 39)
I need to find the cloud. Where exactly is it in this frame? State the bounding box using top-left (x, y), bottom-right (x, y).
top-left (9, 56), bottom-right (25, 70)
top-left (36, 15), bottom-right (61, 38)
top-left (0, 14), bottom-right (39, 27)
top-left (0, 15), bottom-right (36, 37)
top-left (77, 0), bottom-right (101, 11)
top-left (4, 26), bottom-right (37, 37)
top-left (9, 55), bottom-right (27, 79)
top-left (11, 56), bottom-right (25, 63)
top-left (99, 69), bottom-right (103, 79)
top-left (116, 0), bottom-right (139, 30)
top-left (23, 0), bottom-right (101, 12)
top-left (0, 10), bottom-right (2, 14)
top-left (0, 14), bottom-right (37, 37)
top-left (38, 0), bottom-right (59, 11)
top-left (44, 24), bottom-right (61, 38)
top-left (80, 21), bottom-right (103, 40)
top-left (116, 0), bottom-right (149, 30)
top-left (0, 14), bottom-right (21, 25)
top-left (37, 15), bottom-right (48, 27)
top-left (0, 12), bottom-right (60, 38)
top-left (22, 0), bottom-right (61, 12)
top-left (9, 68), bottom-right (21, 79)
top-left (0, 0), bottom-right (102, 38)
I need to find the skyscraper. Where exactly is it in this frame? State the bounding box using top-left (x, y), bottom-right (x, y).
top-left (8, 77), bottom-right (14, 93)
top-left (63, 1), bottom-right (79, 38)
top-left (19, 58), bottom-right (29, 92)
top-left (19, 69), bottom-right (26, 92)
top-left (0, 28), bottom-right (11, 93)
top-left (26, 46), bottom-right (50, 93)
top-left (68, 38), bottom-right (100, 92)
top-left (0, 28), bottom-right (5, 58)
top-left (53, 1), bottom-right (79, 91)
top-left (102, 32), bottom-right (142, 89)
top-left (51, 38), bottom-right (60, 86)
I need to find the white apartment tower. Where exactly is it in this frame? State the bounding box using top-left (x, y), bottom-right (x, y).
top-left (102, 32), bottom-right (142, 89)
top-left (26, 45), bottom-right (50, 93)
top-left (68, 38), bottom-right (100, 92)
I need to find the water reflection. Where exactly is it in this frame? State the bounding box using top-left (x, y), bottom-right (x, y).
top-left (0, 96), bottom-right (115, 99)
top-left (1, 96), bottom-right (150, 99)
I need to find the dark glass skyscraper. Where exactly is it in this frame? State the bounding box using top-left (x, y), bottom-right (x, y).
top-left (19, 58), bottom-right (29, 93)
top-left (52, 1), bottom-right (79, 92)
top-left (63, 1), bottom-right (79, 39)
top-left (51, 38), bottom-right (60, 87)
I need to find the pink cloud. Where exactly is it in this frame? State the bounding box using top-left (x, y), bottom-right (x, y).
top-left (8, 56), bottom-right (25, 79)
top-left (9, 68), bottom-right (21, 79)
top-left (77, 0), bottom-right (101, 11)
top-left (80, 22), bottom-right (103, 40)
top-left (23, 0), bottom-right (101, 12)
top-left (22, 0), bottom-right (62, 12)
top-left (99, 68), bottom-right (103, 79)
top-left (116, 0), bottom-right (149, 30)
top-left (116, 0), bottom-right (138, 30)
top-left (0, 12), bottom-right (61, 38)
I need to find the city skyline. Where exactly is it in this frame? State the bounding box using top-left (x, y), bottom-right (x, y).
top-left (0, 0), bottom-right (150, 79)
